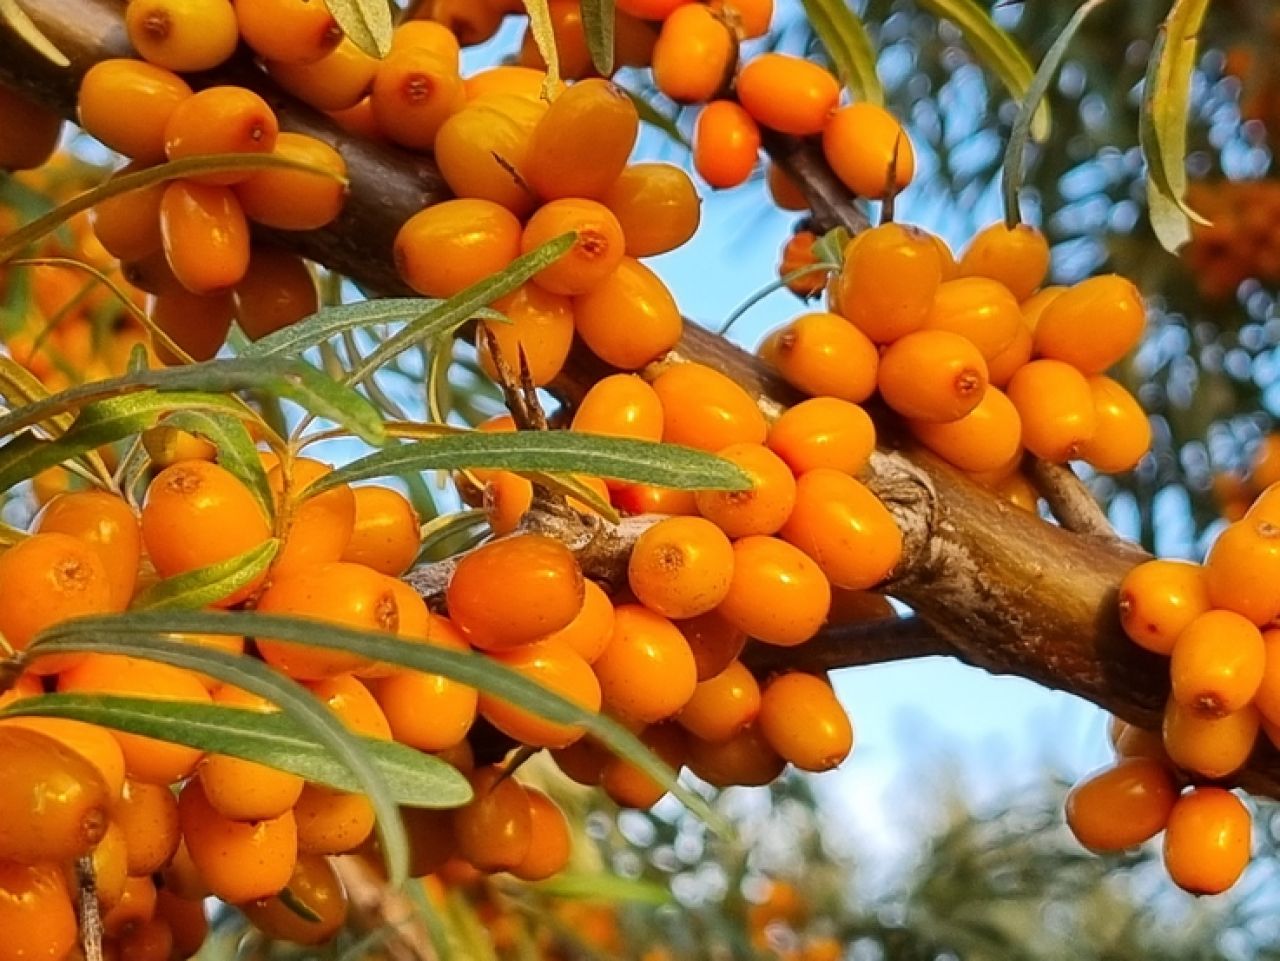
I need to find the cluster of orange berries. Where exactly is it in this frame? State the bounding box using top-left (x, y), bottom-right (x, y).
top-left (1182, 179), bottom-right (1280, 302)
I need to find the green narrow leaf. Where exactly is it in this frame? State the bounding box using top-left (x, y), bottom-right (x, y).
top-left (580, 0), bottom-right (616, 77)
top-left (325, 0), bottom-right (393, 57)
top-left (1, 694), bottom-right (472, 808)
top-left (1140, 1), bottom-right (1213, 254)
top-left (0, 0), bottom-right (69, 65)
top-left (622, 88), bottom-right (690, 149)
top-left (247, 299), bottom-right (450, 358)
top-left (426, 332), bottom-right (455, 426)
top-left (800, 0), bottom-right (883, 106)
top-left (0, 354), bottom-right (74, 436)
top-left (418, 509), bottom-right (489, 562)
top-left (346, 234), bottom-right (575, 385)
top-left (277, 887), bottom-right (325, 924)
top-left (527, 873), bottom-right (674, 905)
top-left (31, 611), bottom-right (731, 837)
top-left (523, 0), bottom-right (562, 94)
top-left (525, 471), bottom-right (621, 524)
top-left (130, 540), bottom-right (280, 610)
top-left (916, 0), bottom-right (1048, 140)
top-left (1000, 0), bottom-right (1109, 228)
top-left (308, 432), bottom-right (753, 495)
top-left (24, 630), bottom-right (412, 885)
top-left (159, 409), bottom-right (275, 521)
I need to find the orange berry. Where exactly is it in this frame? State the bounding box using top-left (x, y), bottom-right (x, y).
top-left (553, 735), bottom-right (611, 787)
top-left (242, 854), bottom-right (348, 945)
top-left (0, 716), bottom-right (126, 800)
top-left (233, 247), bottom-right (319, 341)
top-left (395, 198), bottom-right (521, 299)
top-left (957, 222), bottom-right (1051, 301)
top-left (77, 59), bottom-right (193, 162)
top-left (693, 100), bottom-right (760, 189)
top-left (737, 54), bottom-right (839, 136)
top-left (601, 723), bottom-right (687, 808)
top-left (911, 385), bottom-right (1022, 473)
top-left (268, 458), bottom-right (356, 577)
top-left (1162, 697), bottom-right (1259, 779)
top-left (1033, 275), bottom-right (1145, 373)
top-left (1077, 375), bottom-right (1150, 473)
top-left (628, 516), bottom-right (735, 619)
top-left (678, 609), bottom-right (747, 680)
top-left (1064, 758), bottom-right (1177, 852)
top-left (652, 4), bottom-right (735, 104)
top-left (781, 468), bottom-right (901, 590)
top-left (593, 604), bottom-right (698, 724)
top-left (480, 639), bottom-right (601, 748)
top-left (572, 374), bottom-right (664, 441)
top-left (1006, 359), bottom-right (1097, 463)
top-left (0, 532), bottom-right (114, 653)
top-left (574, 256), bottom-right (682, 369)
top-left (453, 766), bottom-right (534, 872)
top-left (434, 94), bottom-right (544, 216)
top-left (837, 224), bottom-right (942, 343)
top-left (340, 486), bottom-right (421, 576)
top-left (86, 822), bottom-right (130, 916)
top-left (677, 659), bottom-right (760, 742)
top-left (878, 330), bottom-right (988, 422)
top-left (372, 613), bottom-right (477, 751)
top-left (651, 363), bottom-right (767, 452)
top-left (822, 103), bottom-right (914, 199)
top-left (235, 0), bottom-right (342, 64)
top-left (523, 199), bottom-right (626, 296)
top-left (0, 862), bottom-right (77, 961)
top-left (1255, 629), bottom-right (1280, 727)
top-left (612, 482), bottom-right (700, 516)
top-left (685, 721), bottom-right (784, 787)
top-left (694, 443), bottom-right (796, 538)
top-left (525, 79), bottom-right (639, 201)
top-left (923, 277), bottom-right (1022, 362)
top-left (717, 535), bottom-right (830, 646)
top-left (199, 685), bottom-right (306, 822)
top-left (1170, 609), bottom-right (1265, 718)
top-left (1108, 717), bottom-right (1169, 763)
top-left (1117, 559), bottom-right (1211, 656)
top-left (542, 579), bottom-right (615, 664)
top-left (159, 180), bottom-right (250, 295)
top-left (370, 47), bottom-right (464, 151)
top-left (149, 288), bottom-right (235, 363)
top-left (102, 874), bottom-right (159, 938)
top-left (114, 778), bottom-right (181, 876)
top-left (711, 0), bottom-right (771, 37)
top-left (163, 86), bottom-right (278, 184)
top-left (616, 0), bottom-right (684, 18)
top-left (268, 37), bottom-right (380, 112)
top-left (447, 534), bottom-right (585, 650)
top-left (1020, 285), bottom-right (1063, 330)
top-left (179, 779), bottom-right (298, 903)
top-left (515, 0), bottom-right (595, 79)
top-left (778, 230), bottom-right (828, 296)
top-left (234, 132), bottom-right (347, 231)
top-left (1203, 518), bottom-right (1280, 626)
top-left (91, 163), bottom-right (166, 262)
top-left (602, 163), bottom-right (701, 257)
top-left (425, 0), bottom-right (503, 46)
top-left (477, 282), bottom-right (575, 387)
top-left (510, 788), bottom-right (572, 882)
top-left (156, 891), bottom-right (208, 956)
top-left (1163, 788), bottom-right (1251, 895)
top-left (759, 311), bottom-right (878, 403)
top-left (767, 163), bottom-right (809, 211)
top-left (757, 672), bottom-right (852, 771)
top-left (1252, 435), bottom-right (1280, 490)
top-left (0, 87), bottom-right (62, 171)
top-left (767, 397), bottom-right (875, 476)
top-left (462, 65), bottom-right (546, 101)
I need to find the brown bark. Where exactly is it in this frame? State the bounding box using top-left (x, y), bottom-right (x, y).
top-left (8, 0), bottom-right (1280, 799)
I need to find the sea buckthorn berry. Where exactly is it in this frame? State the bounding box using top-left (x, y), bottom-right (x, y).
top-left (157, 891), bottom-right (208, 956)
top-left (268, 37), bottom-right (380, 112)
top-left (777, 230), bottom-right (828, 297)
top-left (837, 224), bottom-right (942, 343)
top-left (395, 198), bottom-right (522, 299)
top-left (91, 165), bottom-right (165, 262)
top-left (613, 483), bottom-right (700, 516)
top-left (0, 532), bottom-right (113, 652)
top-left (1078, 375), bottom-right (1151, 473)
top-left (179, 779), bottom-right (298, 904)
top-left (372, 615), bottom-right (478, 751)
top-left (1118, 559), bottom-right (1211, 656)
top-left (159, 181), bottom-right (250, 295)
top-left (1162, 697), bottom-right (1259, 779)
top-left (1203, 519), bottom-right (1280, 626)
top-left (757, 672), bottom-right (852, 772)
top-left (426, 0), bottom-right (503, 46)
top-left (255, 563), bottom-right (391, 679)
top-left (694, 443), bottom-right (796, 537)
top-left (822, 103), bottom-right (915, 199)
top-left (511, 788), bottom-right (572, 882)
top-left (371, 47), bottom-right (464, 150)
top-left (1253, 436), bottom-right (1280, 491)
top-left (878, 330), bottom-right (989, 423)
top-left (574, 256), bottom-right (682, 369)
top-left (677, 659), bottom-right (760, 742)
top-left (0, 862), bottom-right (77, 961)
top-left (453, 766), bottom-right (534, 872)
top-left (553, 736), bottom-right (611, 787)
top-left (235, 0), bottom-right (342, 64)
top-left (711, 0), bottom-right (771, 37)
top-left (617, 0), bottom-right (684, 18)
top-left (233, 247), bottom-right (319, 341)
top-left (118, 918), bottom-right (175, 961)
top-left (328, 96), bottom-right (382, 139)
top-left (526, 79), bottom-right (639, 201)
top-left (1247, 482), bottom-right (1280, 526)
top-left (341, 486), bottom-right (421, 576)
top-left (234, 132), bottom-right (348, 231)
top-left (1256, 630), bottom-right (1280, 726)
top-left (911, 385), bottom-right (1022, 473)
top-left (114, 778), bottom-right (181, 875)
top-left (1064, 758), bottom-right (1178, 852)
top-left (462, 65), bottom-right (548, 101)
top-left (678, 609), bottom-right (747, 680)
top-left (123, 248), bottom-right (185, 297)
top-left (523, 199), bottom-right (626, 296)
top-left (603, 163), bottom-right (701, 257)
top-left (78, 60), bottom-right (193, 162)
top-left (162, 840), bottom-right (211, 900)
top-left (601, 723), bottom-right (687, 808)
top-left (199, 686), bottom-right (305, 822)
top-left (126, 0), bottom-right (237, 71)
top-left (924, 277), bottom-right (1022, 362)
top-left (150, 288), bottom-right (235, 363)
top-left (572, 374), bottom-right (664, 442)
top-left (1163, 788), bottom-right (1251, 895)
top-left (1033, 275), bottom-right (1145, 373)
top-left (1, 717), bottom-right (126, 800)
top-left (984, 318), bottom-right (1033, 387)
top-left (651, 363), bottom-right (768, 452)
top-left (477, 283), bottom-right (575, 387)
top-left (141, 424), bottom-right (215, 469)
top-left (1006, 359), bottom-right (1097, 463)
top-left (0, 725), bottom-right (110, 862)
top-left (35, 491), bottom-right (140, 609)
top-left (1020, 285), bottom-right (1063, 330)
top-left (480, 639), bottom-right (602, 748)
top-left (242, 854), bottom-right (348, 945)
top-left (767, 163), bottom-right (808, 211)
top-left (685, 721), bottom-right (785, 787)
top-left (0, 86), bottom-right (62, 171)
top-left (628, 516), bottom-right (735, 619)
top-left (958, 222), bottom-right (1051, 301)
top-left (268, 458), bottom-right (356, 576)
top-left (594, 604), bottom-right (698, 724)
top-left (717, 535), bottom-right (830, 646)
top-left (652, 4), bottom-right (736, 104)
top-left (516, 0), bottom-right (595, 79)
top-left (543, 579), bottom-right (615, 664)
top-left (434, 94), bottom-right (544, 216)
top-left (737, 54), bottom-right (839, 136)
top-left (759, 312), bottom-right (878, 403)
top-left (103, 874), bottom-right (159, 938)
top-left (0, 673), bottom-right (40, 711)
top-left (162, 87), bottom-right (278, 184)
top-left (767, 398), bottom-right (875, 476)
top-left (141, 459), bottom-right (271, 593)
top-left (781, 469), bottom-right (901, 591)
top-left (1170, 610), bottom-right (1265, 718)
top-left (447, 534), bottom-right (585, 650)
top-left (59, 655), bottom-right (212, 783)
top-left (693, 100), bottom-right (760, 189)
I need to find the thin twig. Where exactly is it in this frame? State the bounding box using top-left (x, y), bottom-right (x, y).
top-left (75, 856), bottom-right (103, 961)
top-left (1027, 459), bottom-right (1122, 540)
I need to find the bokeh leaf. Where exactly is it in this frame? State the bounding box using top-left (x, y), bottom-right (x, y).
top-left (801, 0), bottom-right (883, 106)
top-left (580, 0), bottom-right (616, 76)
top-left (0, 0), bottom-right (69, 65)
